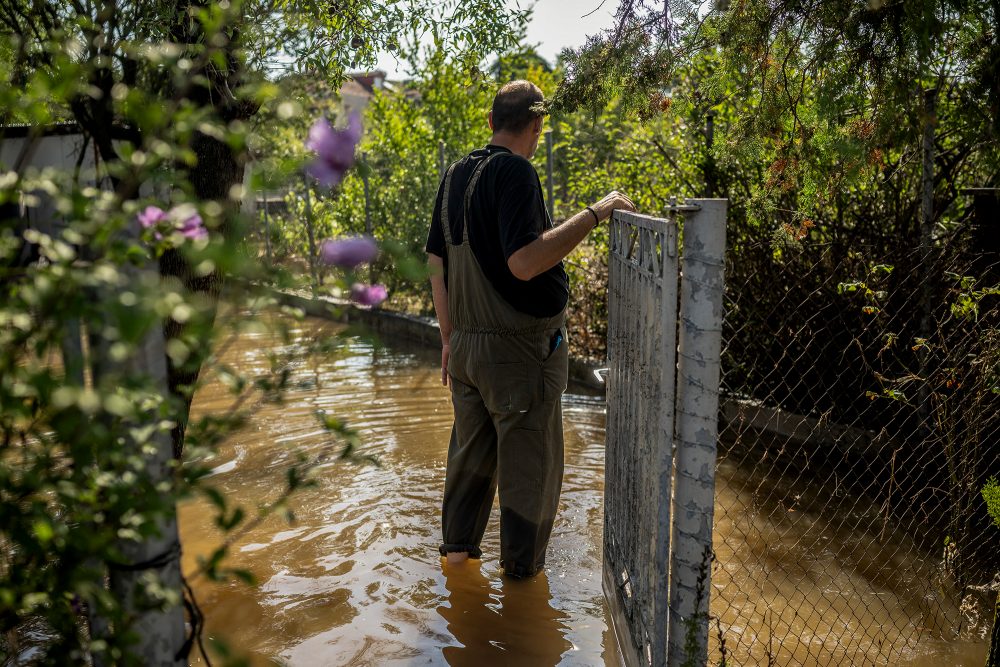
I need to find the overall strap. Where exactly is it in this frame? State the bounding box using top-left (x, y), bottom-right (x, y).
top-left (441, 152), bottom-right (502, 248)
top-left (462, 153), bottom-right (501, 243)
top-left (440, 162), bottom-right (459, 246)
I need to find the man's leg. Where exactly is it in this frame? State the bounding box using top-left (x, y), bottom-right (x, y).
top-left (495, 395), bottom-right (565, 577)
top-left (490, 326), bottom-right (567, 577)
top-left (440, 375), bottom-right (498, 561)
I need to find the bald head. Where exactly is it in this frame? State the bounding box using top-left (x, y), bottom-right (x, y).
top-left (490, 80), bottom-right (545, 135)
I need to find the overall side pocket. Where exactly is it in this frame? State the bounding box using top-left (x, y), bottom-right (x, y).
top-left (541, 328), bottom-right (569, 403)
top-left (480, 361), bottom-right (533, 415)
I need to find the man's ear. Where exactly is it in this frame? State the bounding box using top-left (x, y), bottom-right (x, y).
top-left (487, 111), bottom-right (495, 132)
top-left (533, 116), bottom-right (543, 136)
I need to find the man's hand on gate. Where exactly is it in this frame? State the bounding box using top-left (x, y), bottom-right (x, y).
top-left (441, 344), bottom-right (450, 387)
top-left (591, 191), bottom-right (636, 222)
top-left (508, 190), bottom-right (637, 281)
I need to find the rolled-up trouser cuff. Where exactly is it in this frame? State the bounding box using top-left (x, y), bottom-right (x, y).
top-left (439, 543), bottom-right (482, 558)
top-left (501, 559), bottom-right (542, 578)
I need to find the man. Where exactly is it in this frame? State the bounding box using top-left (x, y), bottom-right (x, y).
top-left (426, 80), bottom-right (635, 577)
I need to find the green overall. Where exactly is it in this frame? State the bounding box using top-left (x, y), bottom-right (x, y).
top-left (438, 153), bottom-right (569, 578)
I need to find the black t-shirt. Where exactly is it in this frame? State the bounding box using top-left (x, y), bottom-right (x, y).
top-left (425, 145), bottom-right (569, 318)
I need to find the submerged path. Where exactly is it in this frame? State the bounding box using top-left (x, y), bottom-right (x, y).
top-left (180, 318), bottom-right (614, 666)
top-left (178, 317), bottom-right (988, 666)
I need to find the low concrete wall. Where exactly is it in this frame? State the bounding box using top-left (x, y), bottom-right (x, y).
top-left (720, 397), bottom-right (887, 458)
top-left (274, 289), bottom-right (443, 349)
top-left (265, 287), bottom-right (607, 392)
top-left (267, 287), bottom-right (881, 454)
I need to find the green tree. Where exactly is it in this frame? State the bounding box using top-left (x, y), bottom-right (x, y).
top-left (0, 1), bottom-right (528, 663)
top-left (1, 0), bottom-right (527, 457)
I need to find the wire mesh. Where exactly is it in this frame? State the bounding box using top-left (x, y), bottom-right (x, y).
top-left (710, 238), bottom-right (1000, 665)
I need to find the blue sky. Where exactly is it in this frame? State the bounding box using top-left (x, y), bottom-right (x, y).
top-left (375, 0), bottom-right (618, 77)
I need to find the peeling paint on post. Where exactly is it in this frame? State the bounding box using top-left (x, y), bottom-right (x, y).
top-left (667, 199), bottom-right (727, 665)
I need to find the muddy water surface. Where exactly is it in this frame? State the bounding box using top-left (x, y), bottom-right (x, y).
top-left (179, 318), bottom-right (988, 666)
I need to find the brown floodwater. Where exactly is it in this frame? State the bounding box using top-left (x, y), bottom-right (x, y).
top-left (179, 317), bottom-right (989, 666)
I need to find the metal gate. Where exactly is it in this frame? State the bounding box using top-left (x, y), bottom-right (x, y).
top-left (604, 201), bottom-right (727, 666)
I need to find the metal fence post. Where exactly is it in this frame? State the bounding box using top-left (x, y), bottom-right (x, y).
top-left (545, 129), bottom-right (555, 221)
top-left (438, 139), bottom-right (446, 180)
top-left (301, 177), bottom-right (320, 297)
top-left (668, 199), bottom-right (727, 665)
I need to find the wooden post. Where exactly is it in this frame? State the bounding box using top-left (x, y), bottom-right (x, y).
top-left (263, 195), bottom-right (272, 265)
top-left (362, 152), bottom-right (374, 284)
top-left (302, 177), bottom-right (319, 298)
top-left (545, 129), bottom-right (555, 221)
top-left (917, 88), bottom-right (937, 426)
top-left (920, 89), bottom-right (937, 251)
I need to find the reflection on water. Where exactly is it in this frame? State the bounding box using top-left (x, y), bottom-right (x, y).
top-left (438, 560), bottom-right (571, 666)
top-left (180, 318), bottom-right (988, 666)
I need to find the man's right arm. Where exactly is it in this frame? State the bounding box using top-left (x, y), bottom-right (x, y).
top-left (507, 191), bottom-right (635, 281)
top-left (428, 252), bottom-right (452, 387)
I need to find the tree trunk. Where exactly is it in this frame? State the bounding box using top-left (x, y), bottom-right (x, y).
top-left (160, 2), bottom-right (258, 458)
top-left (105, 319), bottom-right (186, 666)
top-left (159, 132), bottom-right (245, 458)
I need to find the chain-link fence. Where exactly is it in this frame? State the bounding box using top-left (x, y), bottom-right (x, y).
top-left (710, 223), bottom-right (999, 664)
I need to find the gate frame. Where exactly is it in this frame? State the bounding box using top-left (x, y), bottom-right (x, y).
top-left (604, 200), bottom-right (727, 667)
top-left (604, 209), bottom-right (680, 667)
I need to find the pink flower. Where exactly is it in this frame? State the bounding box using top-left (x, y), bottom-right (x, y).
top-left (350, 283), bottom-right (387, 307)
top-left (179, 214), bottom-right (207, 240)
top-left (138, 206), bottom-right (168, 238)
top-left (138, 205), bottom-right (208, 243)
top-left (320, 235), bottom-right (378, 268)
top-left (305, 114), bottom-right (362, 187)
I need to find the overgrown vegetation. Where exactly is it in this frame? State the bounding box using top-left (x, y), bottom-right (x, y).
top-left (2, 0), bottom-right (997, 662)
top-left (0, 0), bottom-right (524, 663)
top-left (257, 0), bottom-right (999, 658)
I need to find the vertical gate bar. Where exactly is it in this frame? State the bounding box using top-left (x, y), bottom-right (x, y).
top-left (654, 218), bottom-right (680, 667)
top-left (667, 199), bottom-right (727, 665)
top-left (630, 217), bottom-right (644, 660)
top-left (640, 233), bottom-right (654, 663)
